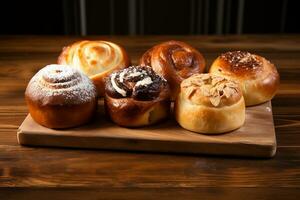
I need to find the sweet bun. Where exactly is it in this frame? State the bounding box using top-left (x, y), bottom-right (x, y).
top-left (58, 40), bottom-right (130, 96)
top-left (175, 73), bottom-right (245, 134)
top-left (140, 40), bottom-right (205, 99)
top-left (105, 65), bottom-right (170, 127)
top-left (209, 51), bottom-right (279, 106)
top-left (25, 64), bottom-right (97, 129)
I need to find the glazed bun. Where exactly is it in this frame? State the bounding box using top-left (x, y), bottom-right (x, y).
top-left (140, 40), bottom-right (205, 100)
top-left (209, 51), bottom-right (279, 106)
top-left (105, 65), bottom-right (170, 127)
top-left (25, 64), bottom-right (97, 129)
top-left (58, 40), bottom-right (130, 96)
top-left (175, 73), bottom-right (245, 134)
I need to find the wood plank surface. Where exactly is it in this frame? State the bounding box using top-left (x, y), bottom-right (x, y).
top-left (0, 35), bottom-right (300, 199)
top-left (17, 101), bottom-right (276, 158)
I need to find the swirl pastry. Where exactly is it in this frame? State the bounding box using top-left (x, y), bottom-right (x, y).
top-left (58, 40), bottom-right (130, 96)
top-left (140, 40), bottom-right (205, 99)
top-left (175, 73), bottom-right (245, 134)
top-left (105, 65), bottom-right (170, 127)
top-left (209, 51), bottom-right (279, 106)
top-left (25, 64), bottom-right (97, 129)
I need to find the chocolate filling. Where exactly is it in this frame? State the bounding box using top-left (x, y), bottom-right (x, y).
top-left (106, 66), bottom-right (167, 101)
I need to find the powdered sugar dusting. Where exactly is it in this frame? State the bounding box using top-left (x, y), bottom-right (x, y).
top-left (26, 64), bottom-right (96, 105)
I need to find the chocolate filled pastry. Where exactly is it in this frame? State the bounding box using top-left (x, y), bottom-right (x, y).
top-left (209, 51), bottom-right (279, 106)
top-left (139, 40), bottom-right (205, 100)
top-left (175, 74), bottom-right (245, 134)
top-left (25, 64), bottom-right (97, 129)
top-left (105, 65), bottom-right (170, 127)
top-left (58, 40), bottom-right (130, 96)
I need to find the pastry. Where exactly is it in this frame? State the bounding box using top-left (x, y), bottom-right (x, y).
top-left (58, 40), bottom-right (130, 96)
top-left (140, 40), bottom-right (205, 99)
top-left (209, 51), bottom-right (279, 106)
top-left (25, 64), bottom-right (97, 129)
top-left (175, 73), bottom-right (245, 134)
top-left (105, 65), bottom-right (170, 127)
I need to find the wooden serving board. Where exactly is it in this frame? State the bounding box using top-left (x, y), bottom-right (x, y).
top-left (17, 101), bottom-right (276, 158)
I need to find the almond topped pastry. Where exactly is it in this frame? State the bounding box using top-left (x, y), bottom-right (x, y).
top-left (175, 73), bottom-right (245, 134)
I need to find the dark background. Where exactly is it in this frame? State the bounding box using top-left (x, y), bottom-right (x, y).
top-left (1, 0), bottom-right (299, 35)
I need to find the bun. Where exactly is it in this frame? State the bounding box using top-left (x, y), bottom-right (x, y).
top-left (58, 40), bottom-right (130, 96)
top-left (140, 40), bottom-right (205, 99)
top-left (175, 73), bottom-right (245, 134)
top-left (105, 65), bottom-right (170, 127)
top-left (209, 51), bottom-right (279, 106)
top-left (25, 64), bottom-right (97, 129)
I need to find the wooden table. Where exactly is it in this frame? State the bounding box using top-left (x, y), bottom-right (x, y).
top-left (0, 35), bottom-right (299, 199)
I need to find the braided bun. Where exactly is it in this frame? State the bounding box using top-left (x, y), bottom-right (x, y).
top-left (140, 40), bottom-right (205, 99)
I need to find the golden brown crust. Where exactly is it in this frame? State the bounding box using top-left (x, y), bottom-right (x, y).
top-left (175, 73), bottom-right (245, 134)
top-left (25, 64), bottom-right (97, 129)
top-left (26, 97), bottom-right (97, 129)
top-left (175, 95), bottom-right (245, 134)
top-left (58, 40), bottom-right (131, 96)
top-left (209, 51), bottom-right (279, 106)
top-left (105, 94), bottom-right (170, 127)
top-left (140, 40), bottom-right (205, 100)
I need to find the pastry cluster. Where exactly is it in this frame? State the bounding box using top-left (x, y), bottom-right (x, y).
top-left (25, 40), bottom-right (279, 134)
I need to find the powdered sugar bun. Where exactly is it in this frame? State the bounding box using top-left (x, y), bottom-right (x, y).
top-left (26, 64), bottom-right (96, 105)
top-left (25, 64), bottom-right (97, 129)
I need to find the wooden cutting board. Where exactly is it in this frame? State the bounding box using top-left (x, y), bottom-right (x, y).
top-left (17, 101), bottom-right (276, 158)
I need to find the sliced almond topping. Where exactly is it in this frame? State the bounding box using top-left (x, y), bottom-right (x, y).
top-left (210, 96), bottom-right (221, 106)
top-left (216, 83), bottom-right (225, 91)
top-left (223, 86), bottom-right (233, 98)
top-left (201, 85), bottom-right (211, 96)
top-left (211, 76), bottom-right (224, 85)
top-left (209, 87), bottom-right (217, 96)
top-left (186, 87), bottom-right (196, 99)
top-left (201, 73), bottom-right (210, 80)
top-left (182, 74), bottom-right (240, 106)
top-left (181, 81), bottom-right (192, 88)
top-left (225, 82), bottom-right (238, 88)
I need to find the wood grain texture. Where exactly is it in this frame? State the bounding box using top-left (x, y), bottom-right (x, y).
top-left (0, 35), bottom-right (300, 199)
top-left (17, 101), bottom-right (276, 158)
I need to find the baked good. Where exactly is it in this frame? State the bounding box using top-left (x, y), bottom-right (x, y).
top-left (105, 65), bottom-right (170, 127)
top-left (175, 73), bottom-right (245, 134)
top-left (25, 64), bottom-right (97, 129)
top-left (140, 40), bottom-right (205, 99)
top-left (209, 51), bottom-right (279, 106)
top-left (58, 40), bottom-right (130, 96)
